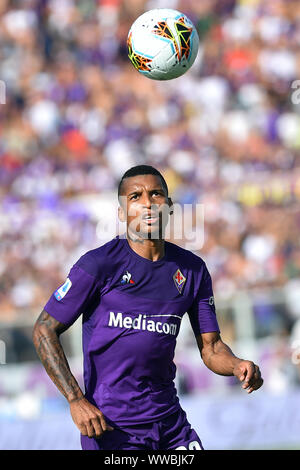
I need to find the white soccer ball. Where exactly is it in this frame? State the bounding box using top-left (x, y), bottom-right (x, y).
top-left (127, 8), bottom-right (199, 81)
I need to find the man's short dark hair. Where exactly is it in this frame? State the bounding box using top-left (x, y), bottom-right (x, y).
top-left (118, 165), bottom-right (169, 198)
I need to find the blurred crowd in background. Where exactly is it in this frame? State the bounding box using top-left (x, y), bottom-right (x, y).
top-left (1, 0), bottom-right (300, 392)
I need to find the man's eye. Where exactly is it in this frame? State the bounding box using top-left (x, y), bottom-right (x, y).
top-left (130, 194), bottom-right (138, 200)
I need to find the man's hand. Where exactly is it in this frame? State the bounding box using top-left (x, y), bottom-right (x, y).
top-left (233, 360), bottom-right (263, 394)
top-left (69, 397), bottom-right (114, 438)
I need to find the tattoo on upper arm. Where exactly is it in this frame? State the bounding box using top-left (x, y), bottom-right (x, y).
top-left (36, 310), bottom-right (69, 335)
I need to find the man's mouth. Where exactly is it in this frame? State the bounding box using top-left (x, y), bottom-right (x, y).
top-left (141, 212), bottom-right (160, 224)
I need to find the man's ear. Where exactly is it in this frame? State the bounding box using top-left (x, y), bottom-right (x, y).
top-left (168, 197), bottom-right (174, 215)
top-left (118, 205), bottom-right (126, 223)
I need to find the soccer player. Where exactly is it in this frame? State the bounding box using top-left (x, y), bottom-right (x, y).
top-left (32, 165), bottom-right (263, 450)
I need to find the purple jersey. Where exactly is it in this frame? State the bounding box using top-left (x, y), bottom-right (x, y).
top-left (44, 236), bottom-right (219, 425)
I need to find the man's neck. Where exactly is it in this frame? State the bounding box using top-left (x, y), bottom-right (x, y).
top-left (126, 232), bottom-right (165, 262)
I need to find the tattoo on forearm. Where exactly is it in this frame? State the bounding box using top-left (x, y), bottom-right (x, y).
top-left (33, 311), bottom-right (82, 402)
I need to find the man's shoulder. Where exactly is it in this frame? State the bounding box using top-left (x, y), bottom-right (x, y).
top-left (166, 241), bottom-right (207, 271)
top-left (75, 237), bottom-right (125, 280)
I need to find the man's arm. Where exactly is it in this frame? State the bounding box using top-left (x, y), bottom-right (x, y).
top-left (196, 331), bottom-right (263, 393)
top-left (32, 310), bottom-right (113, 437)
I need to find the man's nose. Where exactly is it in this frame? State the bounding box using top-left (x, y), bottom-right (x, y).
top-left (141, 192), bottom-right (152, 208)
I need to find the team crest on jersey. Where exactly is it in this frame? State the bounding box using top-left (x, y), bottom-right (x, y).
top-left (54, 278), bottom-right (72, 301)
top-left (173, 269), bottom-right (186, 294)
top-left (120, 271), bottom-right (135, 285)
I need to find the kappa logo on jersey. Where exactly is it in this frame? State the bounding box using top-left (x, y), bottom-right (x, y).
top-left (54, 278), bottom-right (72, 301)
top-left (209, 296), bottom-right (215, 306)
top-left (173, 268), bottom-right (186, 294)
top-left (120, 271), bottom-right (135, 285)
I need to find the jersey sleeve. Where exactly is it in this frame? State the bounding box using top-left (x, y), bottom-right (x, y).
top-left (187, 262), bottom-right (220, 336)
top-left (43, 263), bottom-right (100, 327)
